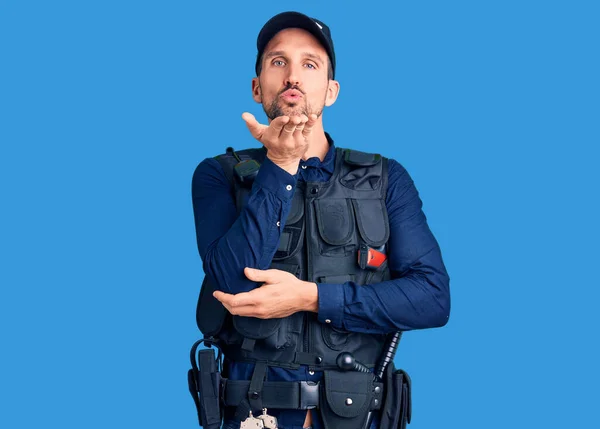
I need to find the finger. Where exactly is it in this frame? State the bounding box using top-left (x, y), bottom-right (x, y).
top-left (282, 116), bottom-right (302, 134)
top-left (244, 267), bottom-right (286, 284)
top-left (214, 290), bottom-right (257, 308)
top-left (241, 112), bottom-right (267, 140)
top-left (302, 113), bottom-right (318, 139)
top-left (293, 115), bottom-right (308, 137)
top-left (216, 298), bottom-right (252, 316)
top-left (228, 305), bottom-right (270, 318)
top-left (213, 290), bottom-right (234, 306)
top-left (268, 115), bottom-right (290, 134)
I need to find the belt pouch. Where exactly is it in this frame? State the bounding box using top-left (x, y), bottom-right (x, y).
top-left (319, 370), bottom-right (375, 429)
top-left (379, 364), bottom-right (400, 429)
top-left (378, 365), bottom-right (412, 429)
top-left (189, 349), bottom-right (222, 428)
top-left (395, 369), bottom-right (412, 429)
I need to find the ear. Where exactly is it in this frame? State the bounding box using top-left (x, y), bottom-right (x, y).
top-left (325, 79), bottom-right (340, 107)
top-left (251, 77), bottom-right (262, 103)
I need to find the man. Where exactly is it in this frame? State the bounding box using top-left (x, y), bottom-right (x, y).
top-left (190, 11), bottom-right (450, 429)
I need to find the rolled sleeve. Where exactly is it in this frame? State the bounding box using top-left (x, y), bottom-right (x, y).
top-left (316, 283), bottom-right (345, 328)
top-left (253, 156), bottom-right (298, 202)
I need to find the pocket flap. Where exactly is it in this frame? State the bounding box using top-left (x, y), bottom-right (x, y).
top-left (352, 199), bottom-right (389, 247)
top-left (232, 316), bottom-right (281, 340)
top-left (287, 190), bottom-right (305, 224)
top-left (315, 199), bottom-right (354, 245)
top-left (324, 370), bottom-right (373, 418)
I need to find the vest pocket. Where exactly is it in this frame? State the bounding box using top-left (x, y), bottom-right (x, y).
top-left (232, 316), bottom-right (297, 351)
top-left (314, 199), bottom-right (356, 257)
top-left (351, 199), bottom-right (389, 248)
top-left (321, 323), bottom-right (351, 351)
top-left (232, 316), bottom-right (282, 342)
top-left (273, 191), bottom-right (305, 260)
top-left (273, 225), bottom-right (303, 260)
top-left (232, 262), bottom-right (302, 351)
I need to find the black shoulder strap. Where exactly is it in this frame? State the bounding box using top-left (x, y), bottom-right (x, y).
top-left (338, 147), bottom-right (389, 200)
top-left (343, 148), bottom-right (382, 166)
top-left (214, 147), bottom-right (266, 213)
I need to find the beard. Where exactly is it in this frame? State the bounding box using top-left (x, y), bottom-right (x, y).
top-left (262, 85), bottom-right (326, 121)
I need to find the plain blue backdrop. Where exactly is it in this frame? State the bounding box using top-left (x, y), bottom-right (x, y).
top-left (1, 1), bottom-right (598, 428)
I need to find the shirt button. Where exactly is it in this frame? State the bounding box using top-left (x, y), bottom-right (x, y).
top-left (325, 319), bottom-right (331, 324)
top-left (276, 221), bottom-right (280, 227)
top-left (301, 165), bottom-right (307, 169)
top-left (309, 370), bottom-right (314, 375)
top-left (285, 184), bottom-right (292, 191)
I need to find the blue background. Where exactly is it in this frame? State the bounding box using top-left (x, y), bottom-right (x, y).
top-left (1, 1), bottom-right (598, 428)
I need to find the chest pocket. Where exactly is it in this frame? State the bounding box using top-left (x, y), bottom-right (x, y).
top-left (314, 198), bottom-right (356, 257)
top-left (351, 198), bottom-right (389, 248)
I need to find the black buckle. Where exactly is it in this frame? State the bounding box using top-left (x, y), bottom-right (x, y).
top-left (299, 381), bottom-right (319, 410)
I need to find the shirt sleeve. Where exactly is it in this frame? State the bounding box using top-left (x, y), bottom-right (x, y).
top-left (316, 159), bottom-right (451, 333)
top-left (192, 155), bottom-right (298, 294)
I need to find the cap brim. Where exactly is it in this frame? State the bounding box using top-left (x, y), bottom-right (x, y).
top-left (256, 11), bottom-right (334, 77)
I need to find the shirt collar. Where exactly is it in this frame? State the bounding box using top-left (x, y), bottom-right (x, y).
top-left (301, 132), bottom-right (336, 175)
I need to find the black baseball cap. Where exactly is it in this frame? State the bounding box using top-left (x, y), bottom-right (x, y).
top-left (255, 11), bottom-right (336, 79)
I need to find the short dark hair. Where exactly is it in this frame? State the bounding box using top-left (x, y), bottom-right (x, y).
top-left (256, 52), bottom-right (334, 80)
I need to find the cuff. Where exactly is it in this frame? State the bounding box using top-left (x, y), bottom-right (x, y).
top-left (316, 283), bottom-right (345, 329)
top-left (254, 156), bottom-right (298, 202)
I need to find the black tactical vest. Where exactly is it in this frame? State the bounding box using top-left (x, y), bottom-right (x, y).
top-left (196, 145), bottom-right (392, 371)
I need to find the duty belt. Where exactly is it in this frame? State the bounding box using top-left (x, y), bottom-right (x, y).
top-left (222, 380), bottom-right (324, 410)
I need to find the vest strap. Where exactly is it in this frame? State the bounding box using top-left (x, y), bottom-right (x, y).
top-left (231, 361), bottom-right (268, 420)
top-left (248, 361), bottom-right (268, 411)
top-left (343, 149), bottom-right (382, 166)
top-left (241, 337), bottom-right (256, 352)
top-left (294, 351), bottom-right (324, 367)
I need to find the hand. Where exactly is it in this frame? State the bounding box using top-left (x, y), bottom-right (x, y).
top-left (212, 267), bottom-right (319, 319)
top-left (242, 112), bottom-right (318, 174)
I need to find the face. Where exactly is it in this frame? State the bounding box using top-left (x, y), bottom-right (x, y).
top-left (252, 28), bottom-right (339, 120)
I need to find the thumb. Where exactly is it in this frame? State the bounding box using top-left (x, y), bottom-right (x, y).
top-left (242, 112), bottom-right (266, 140)
top-left (244, 267), bottom-right (279, 284)
top-left (244, 267), bottom-right (262, 281)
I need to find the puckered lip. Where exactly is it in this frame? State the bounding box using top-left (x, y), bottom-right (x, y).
top-left (281, 89), bottom-right (303, 98)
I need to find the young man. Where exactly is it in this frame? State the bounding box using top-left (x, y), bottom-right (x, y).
top-left (190, 11), bottom-right (451, 429)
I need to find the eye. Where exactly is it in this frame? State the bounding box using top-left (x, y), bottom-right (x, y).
top-left (304, 63), bottom-right (316, 69)
top-left (273, 60), bottom-right (286, 67)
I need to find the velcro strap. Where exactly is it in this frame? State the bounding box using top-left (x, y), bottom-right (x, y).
top-left (248, 361), bottom-right (268, 411)
top-left (294, 352), bottom-right (322, 367)
top-left (344, 150), bottom-right (381, 166)
top-left (241, 337), bottom-right (256, 352)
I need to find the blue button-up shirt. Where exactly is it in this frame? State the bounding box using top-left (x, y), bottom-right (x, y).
top-left (192, 135), bottom-right (450, 429)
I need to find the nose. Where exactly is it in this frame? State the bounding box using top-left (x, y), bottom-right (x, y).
top-left (284, 63), bottom-right (302, 87)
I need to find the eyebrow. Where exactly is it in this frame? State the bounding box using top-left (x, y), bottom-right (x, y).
top-left (264, 50), bottom-right (324, 65)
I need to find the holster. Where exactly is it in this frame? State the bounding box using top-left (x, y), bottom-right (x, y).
top-left (318, 370), bottom-right (384, 429)
top-left (379, 364), bottom-right (412, 429)
top-left (187, 340), bottom-right (223, 428)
